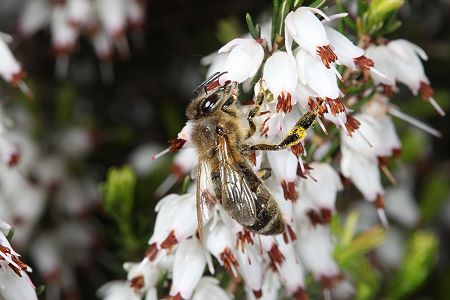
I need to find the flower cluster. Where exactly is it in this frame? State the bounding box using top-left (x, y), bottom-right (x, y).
top-left (17, 0), bottom-right (146, 81)
top-left (100, 3), bottom-right (443, 300)
top-left (0, 220), bottom-right (37, 300)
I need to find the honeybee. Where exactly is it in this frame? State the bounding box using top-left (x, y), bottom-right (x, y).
top-left (186, 73), bottom-right (318, 236)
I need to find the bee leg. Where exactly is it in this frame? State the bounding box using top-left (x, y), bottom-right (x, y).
top-left (247, 110), bottom-right (318, 151)
top-left (245, 83), bottom-right (267, 140)
top-left (256, 168), bottom-right (271, 180)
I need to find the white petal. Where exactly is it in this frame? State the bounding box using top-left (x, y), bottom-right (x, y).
top-left (263, 52), bottom-right (298, 98)
top-left (267, 149), bottom-right (298, 182)
top-left (325, 26), bottom-right (364, 68)
top-left (170, 238), bottom-right (206, 299)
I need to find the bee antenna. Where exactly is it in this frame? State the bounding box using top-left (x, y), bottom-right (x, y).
top-left (193, 71), bottom-right (228, 95)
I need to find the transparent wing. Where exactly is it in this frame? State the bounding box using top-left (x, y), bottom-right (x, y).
top-left (218, 136), bottom-right (257, 226)
top-left (196, 160), bottom-right (215, 242)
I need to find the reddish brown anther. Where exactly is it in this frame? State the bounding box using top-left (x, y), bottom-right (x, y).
top-left (253, 290), bottom-right (263, 299)
top-left (316, 45), bottom-right (337, 69)
top-left (276, 92), bottom-right (293, 113)
top-left (168, 138), bottom-right (186, 152)
top-left (291, 143), bottom-right (304, 157)
top-left (296, 163), bottom-right (312, 179)
top-left (268, 244), bottom-right (285, 271)
top-left (354, 55), bottom-right (374, 71)
top-left (325, 98), bottom-right (346, 116)
top-left (130, 275), bottom-right (145, 292)
top-left (306, 209), bottom-right (322, 226)
top-left (294, 287), bottom-right (309, 300)
top-left (168, 292), bottom-right (184, 300)
top-left (282, 224), bottom-right (297, 244)
top-left (344, 114), bottom-right (361, 136)
top-left (236, 230), bottom-right (254, 253)
top-left (374, 194), bottom-right (385, 209)
top-left (320, 208), bottom-right (332, 224)
top-left (160, 230), bottom-right (178, 250)
top-left (145, 243), bottom-right (158, 261)
top-left (419, 81), bottom-right (434, 100)
top-left (381, 84), bottom-right (394, 97)
top-left (10, 70), bottom-right (26, 87)
top-left (220, 247), bottom-right (240, 281)
top-left (320, 273), bottom-right (344, 289)
top-left (7, 153), bottom-right (21, 167)
top-left (281, 180), bottom-right (298, 201)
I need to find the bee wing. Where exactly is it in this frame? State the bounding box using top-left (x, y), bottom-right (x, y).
top-left (218, 136), bottom-right (257, 226)
top-left (196, 160), bottom-right (215, 242)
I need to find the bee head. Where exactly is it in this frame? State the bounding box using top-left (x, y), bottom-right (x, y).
top-left (186, 80), bottom-right (239, 120)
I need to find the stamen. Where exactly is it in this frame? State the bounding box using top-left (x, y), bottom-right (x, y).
top-left (316, 117), bottom-right (328, 135)
top-left (338, 116), bottom-right (350, 136)
top-left (114, 35), bottom-right (130, 59)
top-left (380, 165), bottom-right (397, 185)
top-left (389, 108), bottom-right (441, 138)
top-left (154, 174), bottom-right (177, 197)
top-left (316, 45), bottom-right (337, 69)
top-left (17, 81), bottom-right (34, 99)
top-left (353, 56), bottom-right (374, 71)
top-left (428, 97), bottom-right (446, 117)
top-left (374, 195), bottom-right (389, 228)
top-left (357, 130), bottom-right (373, 148)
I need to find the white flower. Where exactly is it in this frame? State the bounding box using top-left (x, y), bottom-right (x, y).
top-left (365, 44), bottom-right (396, 87)
top-left (205, 221), bottom-right (239, 279)
top-left (192, 277), bottom-right (231, 300)
top-left (385, 185), bottom-right (420, 228)
top-left (66, 0), bottom-right (93, 28)
top-left (148, 193), bottom-right (197, 254)
top-left (51, 5), bottom-right (79, 55)
top-left (296, 225), bottom-right (341, 287)
top-left (97, 281), bottom-right (140, 300)
top-left (17, 0), bottom-right (52, 37)
top-left (324, 26), bottom-right (364, 69)
top-left (296, 49), bottom-right (340, 99)
top-left (218, 38), bottom-right (264, 84)
top-left (236, 244), bottom-right (264, 297)
top-left (285, 7), bottom-right (337, 68)
top-left (125, 262), bottom-right (161, 294)
top-left (96, 0), bottom-right (127, 38)
top-left (263, 52), bottom-right (298, 113)
top-left (0, 269), bottom-right (37, 300)
top-left (267, 149), bottom-right (298, 201)
top-left (170, 238), bottom-right (206, 299)
top-left (274, 235), bottom-right (306, 297)
top-left (0, 37), bottom-right (24, 85)
top-left (298, 162), bottom-right (343, 222)
top-left (129, 143), bottom-right (164, 177)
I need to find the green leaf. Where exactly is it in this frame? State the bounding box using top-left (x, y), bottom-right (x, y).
top-left (293, 0), bottom-right (304, 9)
top-left (271, 0), bottom-right (281, 44)
top-left (246, 13), bottom-right (260, 39)
top-left (101, 166), bottom-right (137, 221)
top-left (419, 170), bottom-right (450, 223)
top-left (385, 231), bottom-right (438, 299)
top-left (277, 0), bottom-right (293, 36)
top-left (6, 227), bottom-right (14, 240)
top-left (35, 285), bottom-right (46, 296)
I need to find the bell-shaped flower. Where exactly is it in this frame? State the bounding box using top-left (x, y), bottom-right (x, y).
top-left (51, 6), bottom-right (79, 56)
top-left (217, 38), bottom-right (264, 84)
top-left (205, 221), bottom-right (239, 280)
top-left (66, 0), bottom-right (93, 28)
top-left (285, 7), bottom-right (337, 68)
top-left (96, 0), bottom-right (127, 38)
top-left (17, 0), bottom-right (51, 37)
top-left (324, 26), bottom-right (364, 69)
top-left (0, 37), bottom-right (27, 89)
top-left (387, 39), bottom-right (445, 116)
top-left (274, 235), bottom-right (306, 298)
top-left (148, 193), bottom-right (197, 255)
top-left (263, 52), bottom-right (298, 113)
top-left (97, 281), bottom-right (140, 300)
top-left (170, 238), bottom-right (206, 299)
top-left (125, 262), bottom-right (161, 294)
top-left (365, 44), bottom-right (396, 88)
top-left (297, 162), bottom-right (343, 223)
top-left (192, 277), bottom-right (232, 300)
top-left (296, 225), bottom-right (342, 288)
top-left (267, 149), bottom-right (298, 201)
top-left (246, 270), bottom-right (281, 300)
top-left (236, 244), bottom-right (264, 298)
top-left (385, 185), bottom-right (420, 228)
top-left (296, 49), bottom-right (340, 100)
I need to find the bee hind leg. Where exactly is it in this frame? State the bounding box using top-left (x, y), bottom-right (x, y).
top-left (246, 110), bottom-right (318, 151)
top-left (256, 168), bottom-right (271, 180)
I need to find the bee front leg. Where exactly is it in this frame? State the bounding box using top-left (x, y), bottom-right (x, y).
top-left (245, 82), bottom-right (268, 140)
top-left (247, 110), bottom-right (318, 151)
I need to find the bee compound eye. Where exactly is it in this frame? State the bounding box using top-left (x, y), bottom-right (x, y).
top-left (201, 93), bottom-right (219, 114)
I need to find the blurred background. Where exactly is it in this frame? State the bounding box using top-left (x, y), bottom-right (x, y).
top-left (0, 0), bottom-right (449, 299)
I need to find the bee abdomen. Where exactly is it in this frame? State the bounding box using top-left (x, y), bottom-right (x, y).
top-left (246, 188), bottom-right (285, 235)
